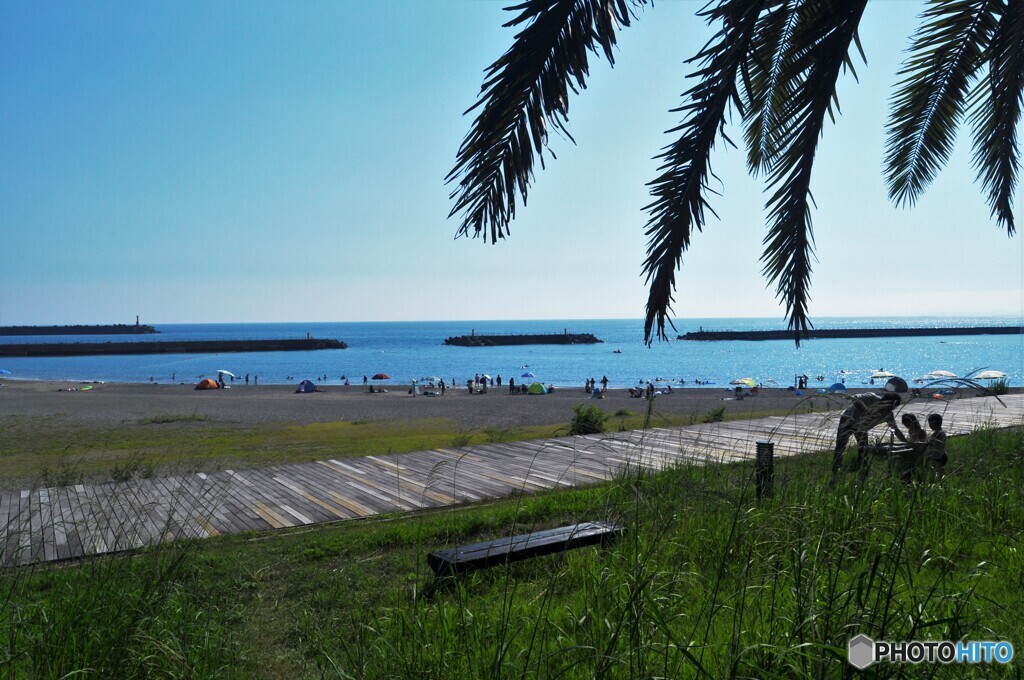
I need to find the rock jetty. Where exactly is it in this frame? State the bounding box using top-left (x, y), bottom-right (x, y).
top-left (1, 323), bottom-right (159, 336)
top-left (445, 331), bottom-right (602, 347)
top-left (678, 326), bottom-right (1023, 341)
top-left (0, 338), bottom-right (346, 357)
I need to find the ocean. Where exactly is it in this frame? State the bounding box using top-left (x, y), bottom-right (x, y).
top-left (1, 317), bottom-right (1021, 389)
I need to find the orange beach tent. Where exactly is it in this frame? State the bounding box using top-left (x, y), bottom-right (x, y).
top-left (195, 378), bottom-right (219, 390)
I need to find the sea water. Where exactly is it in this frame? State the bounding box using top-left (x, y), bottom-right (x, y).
top-left (1, 317), bottom-right (1020, 389)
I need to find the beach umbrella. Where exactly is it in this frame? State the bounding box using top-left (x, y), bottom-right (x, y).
top-left (371, 373), bottom-right (390, 381)
top-left (217, 370), bottom-right (236, 378)
top-left (730, 378), bottom-right (755, 386)
top-left (870, 370), bottom-right (896, 379)
top-left (420, 376), bottom-right (440, 383)
top-left (975, 370), bottom-right (1007, 381)
top-left (928, 370), bottom-right (957, 379)
top-left (481, 374), bottom-right (491, 380)
top-left (521, 372), bottom-right (535, 378)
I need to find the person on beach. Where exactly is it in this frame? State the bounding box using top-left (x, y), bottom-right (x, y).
top-left (832, 392), bottom-right (901, 480)
top-left (601, 375), bottom-right (608, 391)
top-left (926, 413), bottom-right (948, 478)
top-left (892, 413), bottom-right (927, 483)
top-left (439, 379), bottom-right (446, 396)
top-left (363, 375), bottom-right (367, 385)
top-left (496, 375), bottom-right (501, 387)
top-left (508, 377), bottom-right (515, 394)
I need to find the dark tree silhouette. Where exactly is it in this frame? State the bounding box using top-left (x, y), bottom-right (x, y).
top-left (447, 0), bottom-right (1021, 344)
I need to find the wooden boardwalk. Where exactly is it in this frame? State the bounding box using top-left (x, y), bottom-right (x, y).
top-left (2, 394), bottom-right (1021, 567)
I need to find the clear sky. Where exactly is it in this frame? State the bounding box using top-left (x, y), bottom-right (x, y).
top-left (2, 1), bottom-right (1021, 326)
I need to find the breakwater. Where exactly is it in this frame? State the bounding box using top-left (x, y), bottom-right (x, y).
top-left (0, 338), bottom-right (346, 357)
top-left (0, 324), bottom-right (159, 336)
top-left (678, 326), bottom-right (1023, 341)
top-left (445, 332), bottom-right (602, 347)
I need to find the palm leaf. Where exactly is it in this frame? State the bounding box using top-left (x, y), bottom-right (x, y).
top-left (968, 0), bottom-right (1023, 235)
top-left (641, 0), bottom-right (770, 343)
top-left (447, 0), bottom-right (644, 244)
top-left (884, 0), bottom-right (1001, 208)
top-left (759, 0), bottom-right (868, 344)
top-left (743, 0), bottom-right (801, 175)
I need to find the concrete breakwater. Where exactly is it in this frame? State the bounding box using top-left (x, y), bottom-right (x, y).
top-left (0, 338), bottom-right (346, 357)
top-left (678, 326), bottom-right (1023, 341)
top-left (0, 324), bottom-right (159, 336)
top-left (445, 332), bottom-right (602, 347)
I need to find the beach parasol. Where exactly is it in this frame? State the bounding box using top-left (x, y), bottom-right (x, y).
top-left (975, 370), bottom-right (1007, 381)
top-left (420, 376), bottom-right (440, 384)
top-left (730, 378), bottom-right (755, 386)
top-left (371, 373), bottom-right (390, 381)
top-left (927, 370), bottom-right (957, 379)
top-left (217, 370), bottom-right (236, 378)
top-left (870, 370), bottom-right (896, 379)
top-left (521, 372), bottom-right (535, 378)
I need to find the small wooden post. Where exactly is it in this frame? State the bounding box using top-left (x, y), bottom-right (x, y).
top-left (755, 441), bottom-right (774, 499)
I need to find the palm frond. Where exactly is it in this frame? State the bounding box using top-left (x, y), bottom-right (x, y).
top-left (447, 0), bottom-right (645, 244)
top-left (968, 0), bottom-right (1023, 235)
top-left (641, 0), bottom-right (770, 344)
top-left (760, 0), bottom-right (869, 344)
top-left (884, 0), bottom-right (1001, 208)
top-left (743, 0), bottom-right (801, 175)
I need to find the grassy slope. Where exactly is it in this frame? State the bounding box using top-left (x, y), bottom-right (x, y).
top-left (1, 427), bottom-right (1020, 678)
top-left (0, 403), bottom-right (797, 487)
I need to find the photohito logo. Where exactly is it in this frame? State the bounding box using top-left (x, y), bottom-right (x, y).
top-left (848, 634), bottom-right (1014, 669)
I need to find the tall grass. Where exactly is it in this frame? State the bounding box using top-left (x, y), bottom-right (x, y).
top-left (290, 427), bottom-right (1023, 678)
top-left (1, 421), bottom-right (1020, 677)
top-left (0, 540), bottom-right (246, 677)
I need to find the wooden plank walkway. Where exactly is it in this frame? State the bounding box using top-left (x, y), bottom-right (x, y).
top-left (2, 394), bottom-right (1021, 567)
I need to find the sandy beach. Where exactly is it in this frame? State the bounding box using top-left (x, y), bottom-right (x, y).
top-left (0, 379), bottom-right (886, 431)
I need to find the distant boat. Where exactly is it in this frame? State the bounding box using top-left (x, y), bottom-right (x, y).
top-left (613, 349), bottom-right (623, 354)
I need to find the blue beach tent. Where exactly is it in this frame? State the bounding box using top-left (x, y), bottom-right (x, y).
top-left (296, 379), bottom-right (317, 393)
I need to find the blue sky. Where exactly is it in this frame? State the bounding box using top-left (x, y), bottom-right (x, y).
top-left (2, 1), bottom-right (1021, 326)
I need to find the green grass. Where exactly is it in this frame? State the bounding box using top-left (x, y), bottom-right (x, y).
top-left (139, 413), bottom-right (213, 425)
top-left (0, 400), bottom-right (814, 486)
top-left (0, 416), bottom-right (569, 486)
top-left (2, 426), bottom-right (1021, 677)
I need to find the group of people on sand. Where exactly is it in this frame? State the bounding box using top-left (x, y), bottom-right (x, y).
top-left (832, 392), bottom-right (948, 484)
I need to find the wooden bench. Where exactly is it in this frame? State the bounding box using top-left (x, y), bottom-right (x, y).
top-left (427, 521), bottom-right (623, 577)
